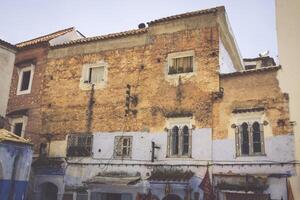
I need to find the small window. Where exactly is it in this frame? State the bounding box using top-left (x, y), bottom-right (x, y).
top-left (13, 123), bottom-right (23, 137)
top-left (169, 56), bottom-right (193, 74)
top-left (114, 136), bottom-right (132, 159)
top-left (17, 65), bottom-right (34, 95)
top-left (10, 117), bottom-right (27, 137)
top-left (86, 66), bottom-right (105, 84)
top-left (236, 121), bottom-right (265, 156)
top-left (80, 61), bottom-right (108, 90)
top-left (67, 134), bottom-right (93, 157)
top-left (167, 125), bottom-right (192, 157)
top-left (167, 51), bottom-right (195, 75)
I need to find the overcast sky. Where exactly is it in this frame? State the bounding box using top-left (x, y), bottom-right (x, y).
top-left (0, 0), bottom-right (277, 59)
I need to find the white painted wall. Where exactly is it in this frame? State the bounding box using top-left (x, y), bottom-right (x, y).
top-left (0, 44), bottom-right (15, 117)
top-left (219, 38), bottom-right (236, 74)
top-left (276, 0), bottom-right (300, 198)
top-left (49, 30), bottom-right (84, 46)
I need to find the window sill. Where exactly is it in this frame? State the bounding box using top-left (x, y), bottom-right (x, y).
top-left (236, 153), bottom-right (267, 158)
top-left (17, 89), bottom-right (31, 95)
top-left (79, 82), bottom-right (106, 90)
top-left (166, 155), bottom-right (192, 159)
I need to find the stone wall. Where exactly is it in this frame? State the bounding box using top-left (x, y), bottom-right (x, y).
top-left (214, 68), bottom-right (292, 140)
top-left (43, 25), bottom-right (220, 140)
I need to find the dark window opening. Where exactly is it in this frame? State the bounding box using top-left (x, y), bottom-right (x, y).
top-left (241, 123), bottom-right (249, 155)
top-left (20, 70), bottom-right (31, 91)
top-left (67, 134), bottom-right (93, 157)
top-left (171, 126), bottom-right (179, 155)
top-left (252, 122), bottom-right (262, 153)
top-left (182, 125), bottom-right (189, 155)
top-left (13, 123), bottom-right (23, 136)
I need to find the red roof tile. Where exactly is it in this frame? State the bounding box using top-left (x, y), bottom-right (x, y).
top-left (52, 28), bottom-right (148, 48)
top-left (147, 6), bottom-right (224, 25)
top-left (16, 27), bottom-right (75, 48)
top-left (51, 6), bottom-right (224, 48)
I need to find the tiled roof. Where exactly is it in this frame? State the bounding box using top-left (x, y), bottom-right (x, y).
top-left (52, 6), bottom-right (224, 48)
top-left (148, 170), bottom-right (194, 182)
top-left (16, 27), bottom-right (75, 48)
top-left (147, 6), bottom-right (224, 25)
top-left (0, 39), bottom-right (17, 50)
top-left (52, 28), bottom-right (148, 48)
top-left (0, 129), bottom-right (31, 145)
top-left (220, 66), bottom-right (281, 78)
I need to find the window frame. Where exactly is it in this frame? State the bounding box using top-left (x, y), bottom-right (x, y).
top-left (166, 117), bottom-right (193, 158)
top-left (114, 136), bottom-right (133, 159)
top-left (166, 50), bottom-right (196, 76)
top-left (66, 134), bottom-right (93, 157)
top-left (9, 116), bottom-right (28, 137)
top-left (80, 61), bottom-right (108, 90)
top-left (17, 65), bottom-right (34, 95)
top-left (235, 121), bottom-right (266, 157)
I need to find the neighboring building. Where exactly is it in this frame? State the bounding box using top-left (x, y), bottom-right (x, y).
top-left (0, 39), bottom-right (16, 129)
top-left (23, 6), bottom-right (296, 200)
top-left (243, 55), bottom-right (276, 70)
top-left (276, 0), bottom-right (300, 199)
top-left (6, 27), bottom-right (84, 153)
top-left (0, 128), bottom-right (33, 200)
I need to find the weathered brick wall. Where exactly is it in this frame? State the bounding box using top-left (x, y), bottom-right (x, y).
top-left (42, 26), bottom-right (220, 140)
top-left (214, 69), bottom-right (292, 139)
top-left (7, 46), bottom-right (48, 151)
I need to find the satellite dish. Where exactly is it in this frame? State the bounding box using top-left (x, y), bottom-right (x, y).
top-left (259, 50), bottom-right (269, 57)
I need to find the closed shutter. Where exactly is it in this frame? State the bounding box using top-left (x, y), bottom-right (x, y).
top-left (91, 67), bottom-right (104, 83)
top-left (167, 129), bottom-right (171, 157)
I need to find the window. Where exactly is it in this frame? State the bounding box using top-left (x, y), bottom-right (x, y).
top-left (67, 134), bottom-right (93, 157)
top-left (80, 61), bottom-right (108, 90)
top-left (10, 117), bottom-right (27, 137)
top-left (86, 66), bottom-right (105, 84)
top-left (168, 125), bottom-right (192, 157)
top-left (114, 136), bottom-right (132, 159)
top-left (235, 121), bottom-right (265, 156)
top-left (167, 51), bottom-right (195, 75)
top-left (17, 65), bottom-right (34, 95)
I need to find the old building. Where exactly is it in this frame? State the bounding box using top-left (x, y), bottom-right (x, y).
top-left (0, 39), bottom-right (16, 129)
top-left (0, 128), bottom-right (33, 200)
top-left (6, 27), bottom-right (84, 153)
top-left (276, 0), bottom-right (300, 198)
top-left (21, 6), bottom-right (296, 200)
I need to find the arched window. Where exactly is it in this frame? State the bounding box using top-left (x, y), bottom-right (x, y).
top-left (252, 122), bottom-right (261, 153)
top-left (171, 126), bottom-right (179, 155)
top-left (241, 123), bottom-right (249, 155)
top-left (182, 126), bottom-right (189, 155)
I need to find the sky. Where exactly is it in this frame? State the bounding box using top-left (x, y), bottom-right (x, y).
top-left (0, 0), bottom-right (277, 59)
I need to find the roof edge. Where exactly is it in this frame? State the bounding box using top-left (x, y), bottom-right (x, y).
top-left (220, 65), bottom-right (281, 78)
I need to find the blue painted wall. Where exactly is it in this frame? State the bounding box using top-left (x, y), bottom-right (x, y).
top-left (0, 142), bottom-right (32, 200)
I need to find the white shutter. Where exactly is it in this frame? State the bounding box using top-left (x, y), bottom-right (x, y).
top-left (91, 67), bottom-right (104, 83)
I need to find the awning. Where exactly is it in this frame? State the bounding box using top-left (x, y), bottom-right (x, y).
top-left (84, 172), bottom-right (141, 185)
top-left (0, 129), bottom-right (31, 145)
top-left (148, 169), bottom-right (194, 182)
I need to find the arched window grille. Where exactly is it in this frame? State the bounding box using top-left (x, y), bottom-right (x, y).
top-left (182, 126), bottom-right (189, 155)
top-left (252, 122), bottom-right (262, 153)
top-left (236, 121), bottom-right (265, 156)
top-left (241, 122), bottom-right (250, 155)
top-left (171, 126), bottom-right (179, 155)
top-left (168, 125), bottom-right (192, 157)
